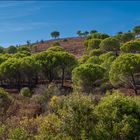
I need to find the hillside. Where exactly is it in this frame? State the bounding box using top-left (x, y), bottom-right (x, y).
top-left (29, 37), bottom-right (85, 57)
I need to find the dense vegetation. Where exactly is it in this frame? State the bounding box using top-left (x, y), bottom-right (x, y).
top-left (0, 25), bottom-right (140, 139)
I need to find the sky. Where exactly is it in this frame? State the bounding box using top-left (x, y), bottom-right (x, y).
top-left (0, 1), bottom-right (140, 47)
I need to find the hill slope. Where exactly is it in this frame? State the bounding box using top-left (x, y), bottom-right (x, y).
top-left (30, 37), bottom-right (85, 57)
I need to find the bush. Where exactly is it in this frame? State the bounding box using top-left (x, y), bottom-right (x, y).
top-left (8, 128), bottom-right (28, 140)
top-left (37, 93), bottom-right (96, 140)
top-left (0, 88), bottom-right (12, 115)
top-left (20, 87), bottom-right (31, 97)
top-left (60, 93), bottom-right (96, 139)
top-left (95, 91), bottom-right (140, 139)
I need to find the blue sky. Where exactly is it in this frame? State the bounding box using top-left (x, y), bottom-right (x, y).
top-left (0, 1), bottom-right (140, 47)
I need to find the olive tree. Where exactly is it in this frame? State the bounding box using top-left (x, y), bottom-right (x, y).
top-left (109, 54), bottom-right (140, 95)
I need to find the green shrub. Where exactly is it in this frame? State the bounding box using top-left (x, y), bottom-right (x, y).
top-left (89, 49), bottom-right (103, 56)
top-left (0, 88), bottom-right (12, 114)
top-left (95, 91), bottom-right (140, 140)
top-left (8, 128), bottom-right (28, 140)
top-left (20, 87), bottom-right (31, 97)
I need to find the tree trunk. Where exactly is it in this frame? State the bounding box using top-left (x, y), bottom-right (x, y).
top-left (17, 72), bottom-right (21, 91)
top-left (35, 73), bottom-right (38, 85)
top-left (115, 51), bottom-right (118, 56)
top-left (61, 68), bottom-right (65, 87)
top-left (49, 70), bottom-right (53, 83)
top-left (131, 73), bottom-right (138, 95)
top-left (28, 78), bottom-right (32, 90)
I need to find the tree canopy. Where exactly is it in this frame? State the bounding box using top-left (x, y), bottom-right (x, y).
top-left (72, 64), bottom-right (105, 92)
top-left (109, 53), bottom-right (140, 94)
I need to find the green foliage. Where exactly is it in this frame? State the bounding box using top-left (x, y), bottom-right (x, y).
top-left (86, 56), bottom-right (101, 64)
top-left (133, 25), bottom-right (140, 36)
top-left (77, 30), bottom-right (82, 37)
top-left (90, 30), bottom-right (97, 34)
top-left (32, 84), bottom-right (57, 107)
top-left (12, 52), bottom-right (31, 59)
top-left (20, 87), bottom-right (31, 97)
top-left (60, 93), bottom-right (96, 139)
top-left (91, 32), bottom-right (110, 39)
top-left (56, 51), bottom-right (78, 86)
top-left (99, 52), bottom-right (117, 78)
top-left (100, 37), bottom-right (120, 54)
top-left (89, 49), bottom-right (103, 57)
top-left (0, 46), bottom-right (4, 53)
top-left (88, 39), bottom-right (101, 49)
top-left (95, 91), bottom-right (140, 140)
top-left (109, 53), bottom-right (140, 94)
top-left (6, 45), bottom-right (17, 54)
top-left (36, 113), bottom-right (63, 140)
top-left (37, 93), bottom-right (96, 140)
top-left (0, 88), bottom-right (12, 114)
top-left (0, 53), bottom-right (11, 64)
top-left (8, 128), bottom-right (28, 140)
top-left (20, 56), bottom-right (40, 79)
top-left (17, 46), bottom-right (31, 53)
top-left (34, 50), bottom-right (77, 85)
top-left (72, 64), bottom-right (105, 92)
top-left (83, 39), bottom-right (89, 47)
top-left (0, 58), bottom-right (21, 81)
top-left (121, 41), bottom-right (140, 53)
top-left (51, 31), bottom-right (60, 39)
top-left (115, 32), bottom-right (135, 43)
top-left (47, 46), bottom-right (65, 52)
top-left (78, 54), bottom-right (89, 64)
